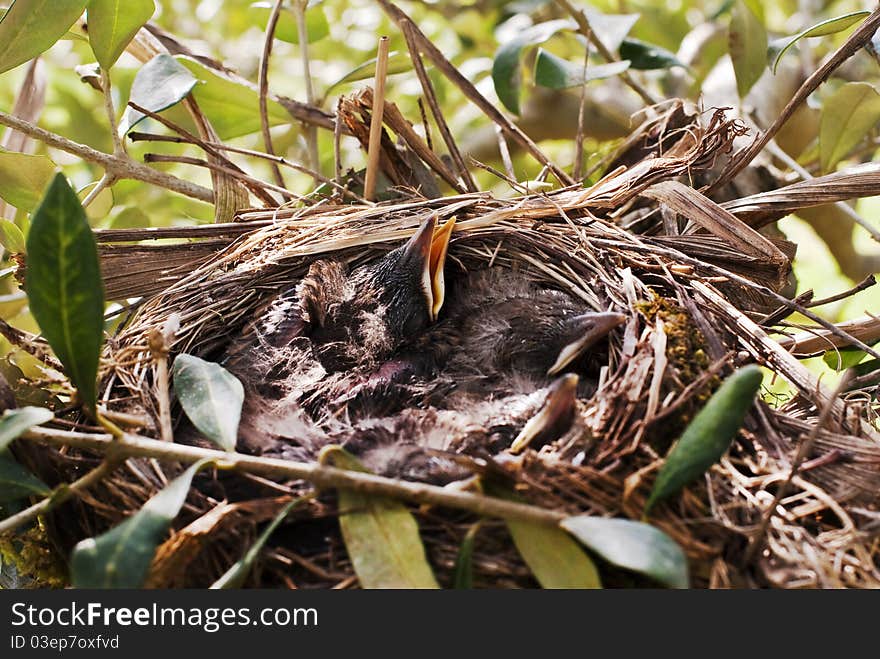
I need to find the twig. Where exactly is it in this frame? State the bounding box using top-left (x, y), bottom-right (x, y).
top-left (765, 140), bottom-right (880, 243)
top-left (334, 97), bottom-right (344, 184)
top-left (807, 275), bottom-right (876, 308)
top-left (743, 372), bottom-right (852, 564)
top-left (364, 36), bottom-right (390, 202)
top-left (553, 0), bottom-right (658, 106)
top-left (100, 69), bottom-right (124, 156)
top-left (0, 460), bottom-right (118, 536)
top-left (0, 110), bottom-right (213, 203)
top-left (81, 172), bottom-right (115, 209)
top-left (293, 0), bottom-right (320, 181)
top-left (18, 427), bottom-right (567, 529)
top-left (495, 125), bottom-right (516, 181)
top-left (399, 22), bottom-right (477, 193)
top-left (707, 6), bottom-right (880, 194)
top-left (376, 0), bottom-right (574, 186)
top-left (258, 0), bottom-right (287, 189)
top-left (149, 314), bottom-right (179, 443)
top-left (573, 43), bottom-right (590, 181)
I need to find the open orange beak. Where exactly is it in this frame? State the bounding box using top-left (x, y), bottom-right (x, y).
top-left (428, 215), bottom-right (455, 321)
top-left (400, 214), bottom-right (456, 323)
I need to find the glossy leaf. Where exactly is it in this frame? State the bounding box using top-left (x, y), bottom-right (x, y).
top-left (118, 54), bottom-right (198, 137)
top-left (211, 496), bottom-right (308, 589)
top-left (25, 174), bottom-right (105, 412)
top-left (0, 150), bottom-right (56, 213)
top-left (729, 0), bottom-right (767, 98)
top-left (645, 365), bottom-right (762, 514)
top-left (620, 38), bottom-right (685, 70)
top-left (71, 459), bottom-right (211, 588)
top-left (820, 82), bottom-right (880, 172)
top-left (0, 453), bottom-right (49, 502)
top-left (323, 51), bottom-right (412, 97)
top-left (533, 49), bottom-right (630, 90)
top-left (249, 1), bottom-right (329, 44)
top-left (582, 7), bottom-right (639, 54)
top-left (823, 347), bottom-right (869, 372)
top-left (172, 354), bottom-right (243, 452)
top-left (452, 522), bottom-right (480, 589)
top-left (0, 407), bottom-right (54, 452)
top-left (322, 447), bottom-right (439, 589)
top-left (176, 56), bottom-right (291, 140)
top-left (770, 11), bottom-right (869, 74)
top-left (561, 516), bottom-right (689, 589)
top-left (489, 484), bottom-right (600, 588)
top-left (492, 19), bottom-right (573, 115)
top-left (0, 0), bottom-right (88, 75)
top-left (0, 220), bottom-right (26, 254)
top-left (87, 0), bottom-right (155, 69)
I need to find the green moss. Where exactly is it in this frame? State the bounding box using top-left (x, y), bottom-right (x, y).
top-left (0, 517), bottom-right (68, 589)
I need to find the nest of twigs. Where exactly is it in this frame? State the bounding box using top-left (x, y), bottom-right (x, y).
top-left (11, 97), bottom-right (880, 589)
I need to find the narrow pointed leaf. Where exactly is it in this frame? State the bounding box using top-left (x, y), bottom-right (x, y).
top-left (534, 49), bottom-right (630, 90)
top-left (211, 495), bottom-right (309, 589)
top-left (452, 522), bottom-right (480, 589)
top-left (323, 51), bottom-right (412, 97)
top-left (172, 354), bottom-right (243, 451)
top-left (729, 0), bottom-right (767, 97)
top-left (322, 447), bottom-right (439, 589)
top-left (488, 484), bottom-right (600, 588)
top-left (70, 459), bottom-right (212, 588)
top-left (646, 365), bottom-right (762, 514)
top-left (175, 56), bottom-right (291, 139)
top-left (770, 11), bottom-right (869, 74)
top-left (582, 7), bottom-right (639, 54)
top-left (619, 38), bottom-right (685, 70)
top-left (0, 0), bottom-right (88, 75)
top-left (820, 82), bottom-right (880, 172)
top-left (0, 150), bottom-right (57, 212)
top-left (0, 453), bottom-right (49, 502)
top-left (0, 407), bottom-right (54, 452)
top-left (0, 220), bottom-right (26, 254)
top-left (117, 54), bottom-right (198, 136)
top-left (561, 516), bottom-right (689, 589)
top-left (25, 174), bottom-right (105, 412)
top-left (823, 347), bottom-right (869, 371)
top-left (492, 19), bottom-right (573, 114)
top-left (87, 0), bottom-right (155, 69)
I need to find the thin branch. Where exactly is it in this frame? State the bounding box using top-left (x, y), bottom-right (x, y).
top-left (553, 0), bottom-right (658, 106)
top-left (293, 0), bottom-right (320, 181)
top-left (0, 460), bottom-right (118, 536)
top-left (573, 43), bottom-right (590, 181)
top-left (81, 172), bottom-right (115, 209)
top-left (0, 110), bottom-right (213, 203)
top-left (258, 0), bottom-right (288, 189)
top-left (100, 69), bottom-right (124, 156)
top-left (364, 36), bottom-right (390, 202)
top-left (18, 427), bottom-right (567, 529)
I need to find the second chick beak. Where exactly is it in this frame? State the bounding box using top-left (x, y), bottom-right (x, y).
top-left (402, 214), bottom-right (455, 323)
top-left (547, 311), bottom-right (627, 376)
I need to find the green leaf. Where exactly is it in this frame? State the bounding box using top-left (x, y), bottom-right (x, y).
top-left (729, 0), bottom-right (767, 98)
top-left (25, 174), bottom-right (105, 412)
top-left (0, 407), bottom-right (54, 452)
top-left (0, 150), bottom-right (57, 213)
top-left (645, 365), bottom-right (763, 514)
top-left (77, 182), bottom-right (114, 222)
top-left (86, 0), bottom-right (155, 70)
top-left (561, 516), bottom-right (689, 589)
top-left (248, 1), bottom-right (329, 44)
top-left (0, 0), bottom-right (88, 75)
top-left (211, 495), bottom-right (309, 589)
top-left (323, 51), bottom-right (412, 98)
top-left (322, 447), bottom-right (439, 589)
top-left (0, 220), bottom-right (26, 254)
top-left (488, 484), bottom-right (600, 588)
top-left (0, 453), bottom-right (49, 502)
top-left (819, 82), bottom-right (880, 172)
top-left (770, 11), bottom-right (869, 74)
top-left (171, 354), bottom-right (243, 452)
top-left (452, 522), bottom-right (480, 589)
top-left (70, 459), bottom-right (212, 588)
top-left (582, 7), bottom-right (639, 54)
top-left (175, 56), bottom-right (291, 140)
top-left (619, 38), bottom-right (685, 70)
top-left (533, 49), bottom-right (630, 90)
top-left (118, 54), bottom-right (198, 136)
top-left (492, 19), bottom-right (573, 115)
top-left (823, 347), bottom-right (869, 371)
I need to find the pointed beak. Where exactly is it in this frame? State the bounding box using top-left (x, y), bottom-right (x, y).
top-left (510, 374), bottom-right (579, 454)
top-left (547, 311), bottom-right (627, 376)
top-left (400, 214), bottom-right (455, 323)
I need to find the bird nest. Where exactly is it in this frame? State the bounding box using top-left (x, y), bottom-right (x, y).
top-left (12, 102), bottom-right (880, 589)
